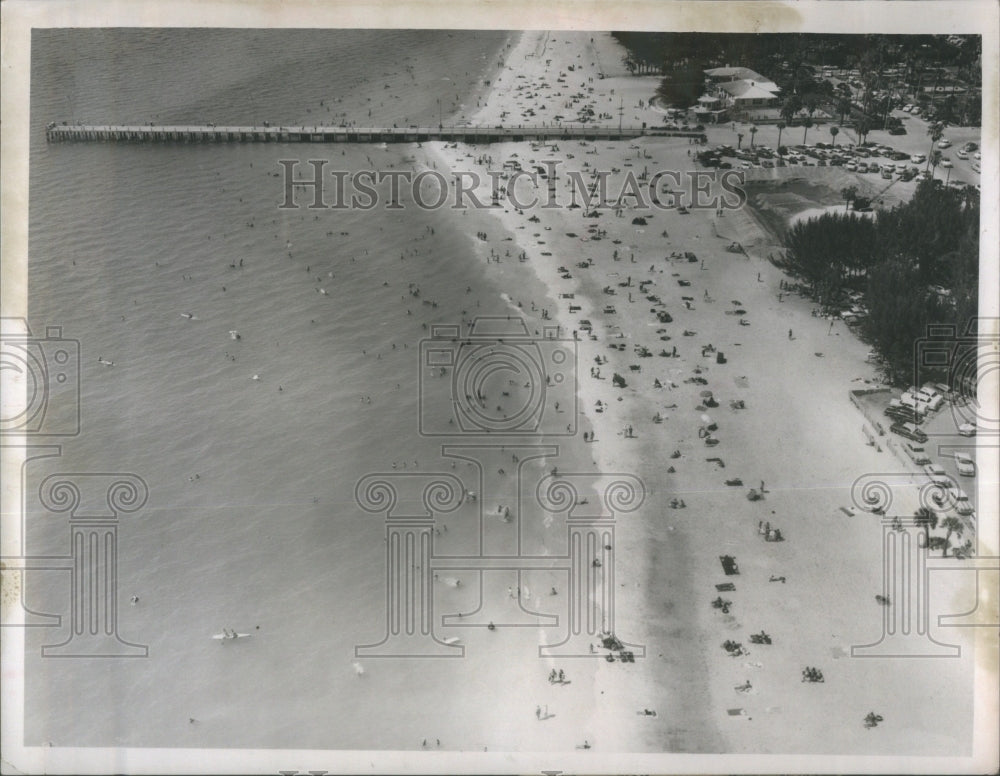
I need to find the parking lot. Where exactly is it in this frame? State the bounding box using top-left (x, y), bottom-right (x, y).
top-left (856, 387), bottom-right (979, 534)
top-left (705, 112), bottom-right (981, 192)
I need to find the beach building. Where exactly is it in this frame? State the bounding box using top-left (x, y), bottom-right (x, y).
top-left (693, 94), bottom-right (728, 123)
top-left (703, 65), bottom-right (782, 117)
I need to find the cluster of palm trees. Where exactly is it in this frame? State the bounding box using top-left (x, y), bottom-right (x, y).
top-left (925, 120), bottom-right (945, 177)
top-left (913, 507), bottom-right (973, 558)
top-left (735, 117), bottom-right (838, 156)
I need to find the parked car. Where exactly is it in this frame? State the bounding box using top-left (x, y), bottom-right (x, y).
top-left (956, 149), bottom-right (969, 159)
top-left (892, 422), bottom-right (928, 443)
top-left (888, 126), bottom-right (907, 135)
top-left (924, 463), bottom-right (947, 478)
top-left (886, 405), bottom-right (918, 423)
top-left (915, 389), bottom-right (943, 411)
top-left (941, 159), bottom-right (953, 168)
top-left (954, 453), bottom-right (976, 477)
top-left (958, 422), bottom-right (976, 437)
top-left (938, 139), bottom-right (951, 149)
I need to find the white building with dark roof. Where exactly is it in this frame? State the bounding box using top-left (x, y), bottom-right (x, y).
top-left (704, 65), bottom-right (781, 110)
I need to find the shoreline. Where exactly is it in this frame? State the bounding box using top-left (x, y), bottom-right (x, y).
top-left (433, 29), bottom-right (726, 752)
top-left (429, 28), bottom-right (977, 754)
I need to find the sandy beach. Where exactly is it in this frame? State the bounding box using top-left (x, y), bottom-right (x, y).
top-left (12, 24), bottom-right (989, 765)
top-left (421, 29), bottom-right (979, 754)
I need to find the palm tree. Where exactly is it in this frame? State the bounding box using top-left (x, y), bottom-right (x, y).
top-left (737, 132), bottom-right (744, 150)
top-left (926, 121), bottom-right (943, 171)
top-left (930, 149), bottom-right (942, 178)
top-left (913, 507), bottom-right (938, 548)
top-left (879, 95), bottom-right (894, 130)
top-left (801, 118), bottom-right (813, 145)
top-left (804, 94), bottom-right (819, 119)
top-left (837, 96), bottom-right (852, 124)
top-left (857, 116), bottom-right (873, 145)
top-left (830, 126), bottom-right (840, 147)
top-left (940, 516), bottom-right (964, 557)
top-left (841, 185), bottom-right (858, 211)
top-left (749, 125), bottom-right (758, 148)
top-left (781, 94), bottom-right (803, 124)
top-left (776, 121), bottom-right (786, 152)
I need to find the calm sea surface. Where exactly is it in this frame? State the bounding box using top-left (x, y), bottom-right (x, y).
top-left (24, 28), bottom-right (597, 751)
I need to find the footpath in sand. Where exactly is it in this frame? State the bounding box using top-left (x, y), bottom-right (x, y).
top-left (421, 30), bottom-right (978, 755)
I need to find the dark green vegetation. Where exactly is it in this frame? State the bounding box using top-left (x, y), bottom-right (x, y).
top-left (777, 180), bottom-right (979, 383)
top-left (612, 33), bottom-right (981, 127)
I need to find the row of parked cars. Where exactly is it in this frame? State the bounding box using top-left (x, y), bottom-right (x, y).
top-left (886, 383), bottom-right (976, 442)
top-left (923, 462), bottom-right (976, 516)
top-left (886, 383), bottom-right (977, 520)
top-left (789, 142), bottom-right (940, 181)
top-left (701, 140), bottom-right (926, 178)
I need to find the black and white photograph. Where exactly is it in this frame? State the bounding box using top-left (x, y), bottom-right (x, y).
top-left (1, 1), bottom-right (997, 773)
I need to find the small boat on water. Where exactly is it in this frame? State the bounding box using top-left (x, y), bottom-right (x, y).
top-left (212, 629), bottom-right (250, 642)
top-left (442, 637), bottom-right (461, 646)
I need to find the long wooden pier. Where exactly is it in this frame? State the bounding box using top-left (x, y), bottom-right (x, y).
top-left (46, 123), bottom-right (702, 145)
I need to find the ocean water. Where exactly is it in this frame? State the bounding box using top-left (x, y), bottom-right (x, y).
top-left (23, 28), bottom-right (595, 750)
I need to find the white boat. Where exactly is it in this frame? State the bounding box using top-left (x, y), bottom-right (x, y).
top-left (212, 630), bottom-right (250, 642)
top-left (442, 637), bottom-right (461, 645)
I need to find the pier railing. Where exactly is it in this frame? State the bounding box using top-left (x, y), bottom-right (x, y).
top-left (45, 122), bottom-right (705, 145)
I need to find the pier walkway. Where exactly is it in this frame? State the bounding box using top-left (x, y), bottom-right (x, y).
top-left (46, 123), bottom-right (704, 145)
